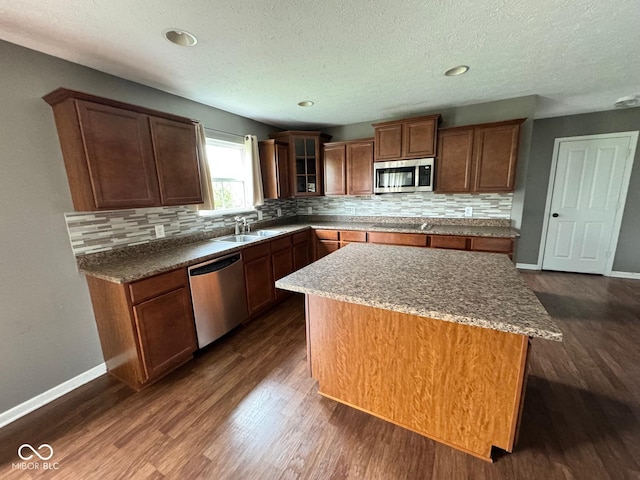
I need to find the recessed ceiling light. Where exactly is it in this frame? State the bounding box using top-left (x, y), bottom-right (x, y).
top-left (164, 29), bottom-right (198, 47)
top-left (445, 65), bottom-right (470, 77)
top-left (298, 101), bottom-right (315, 107)
top-left (614, 95), bottom-right (640, 108)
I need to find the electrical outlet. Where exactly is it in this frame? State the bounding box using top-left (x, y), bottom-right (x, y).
top-left (345, 207), bottom-right (355, 215)
top-left (307, 206), bottom-right (313, 214)
top-left (276, 208), bottom-right (282, 217)
top-left (257, 210), bottom-right (263, 220)
top-left (464, 207), bottom-right (473, 217)
top-left (154, 225), bottom-right (165, 238)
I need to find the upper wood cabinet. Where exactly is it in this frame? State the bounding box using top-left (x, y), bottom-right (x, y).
top-left (269, 131), bottom-right (332, 197)
top-left (373, 114), bottom-right (441, 161)
top-left (323, 138), bottom-right (374, 196)
top-left (43, 88), bottom-right (202, 211)
top-left (149, 117), bottom-right (203, 205)
top-left (436, 119), bottom-right (524, 193)
top-left (323, 143), bottom-right (347, 195)
top-left (259, 139), bottom-right (291, 199)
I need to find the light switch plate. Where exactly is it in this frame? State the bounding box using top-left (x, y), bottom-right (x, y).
top-left (276, 208), bottom-right (282, 217)
top-left (307, 206), bottom-right (313, 214)
top-left (464, 207), bottom-right (473, 217)
top-left (154, 225), bottom-right (165, 238)
top-left (257, 210), bottom-right (263, 220)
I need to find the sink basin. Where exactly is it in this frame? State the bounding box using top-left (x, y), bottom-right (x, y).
top-left (213, 235), bottom-right (257, 243)
top-left (246, 230), bottom-right (283, 237)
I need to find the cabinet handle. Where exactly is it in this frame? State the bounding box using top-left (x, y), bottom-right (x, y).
top-left (552, 213), bottom-right (559, 218)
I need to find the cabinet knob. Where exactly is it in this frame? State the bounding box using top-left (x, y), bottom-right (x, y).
top-left (552, 213), bottom-right (559, 218)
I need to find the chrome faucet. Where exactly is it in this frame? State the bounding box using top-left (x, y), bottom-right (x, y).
top-left (234, 216), bottom-right (247, 234)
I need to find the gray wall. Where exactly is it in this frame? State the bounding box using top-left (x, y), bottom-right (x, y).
top-left (0, 39), bottom-right (279, 414)
top-left (324, 96), bottom-right (538, 235)
top-left (518, 109), bottom-right (640, 272)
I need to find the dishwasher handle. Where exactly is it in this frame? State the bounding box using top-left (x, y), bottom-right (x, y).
top-left (189, 254), bottom-right (241, 277)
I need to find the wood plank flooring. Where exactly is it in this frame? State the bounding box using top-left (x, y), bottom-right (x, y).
top-left (1, 271), bottom-right (639, 479)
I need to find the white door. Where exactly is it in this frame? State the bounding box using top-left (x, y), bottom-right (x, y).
top-left (542, 135), bottom-right (632, 274)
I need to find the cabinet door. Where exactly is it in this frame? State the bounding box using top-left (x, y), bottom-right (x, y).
top-left (76, 100), bottom-right (160, 209)
top-left (244, 255), bottom-right (275, 315)
top-left (375, 124), bottom-right (403, 161)
top-left (149, 117), bottom-right (203, 205)
top-left (272, 246), bottom-right (294, 300)
top-left (473, 123), bottom-right (520, 192)
top-left (293, 240), bottom-right (310, 271)
top-left (435, 128), bottom-right (474, 193)
top-left (403, 117), bottom-right (438, 158)
top-left (132, 287), bottom-right (197, 381)
top-left (276, 142), bottom-right (291, 198)
top-left (324, 144), bottom-right (347, 195)
top-left (316, 240), bottom-right (340, 260)
top-left (429, 235), bottom-right (469, 250)
top-left (367, 232), bottom-right (427, 247)
top-left (259, 141), bottom-right (279, 199)
top-left (347, 141), bottom-right (374, 195)
top-left (292, 136), bottom-right (322, 196)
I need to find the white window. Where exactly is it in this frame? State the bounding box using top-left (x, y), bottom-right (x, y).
top-left (205, 138), bottom-right (253, 211)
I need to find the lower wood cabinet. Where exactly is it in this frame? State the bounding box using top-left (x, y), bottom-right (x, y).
top-left (292, 231), bottom-right (311, 271)
top-left (271, 236), bottom-right (294, 301)
top-left (86, 268), bottom-right (197, 390)
top-left (429, 235), bottom-right (469, 250)
top-left (243, 242), bottom-right (275, 316)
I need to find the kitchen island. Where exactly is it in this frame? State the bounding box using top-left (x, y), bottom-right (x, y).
top-left (276, 243), bottom-right (562, 461)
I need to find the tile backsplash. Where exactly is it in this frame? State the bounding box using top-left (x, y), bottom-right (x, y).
top-left (65, 193), bottom-right (512, 256)
top-left (65, 199), bottom-right (297, 256)
top-left (297, 193), bottom-right (512, 218)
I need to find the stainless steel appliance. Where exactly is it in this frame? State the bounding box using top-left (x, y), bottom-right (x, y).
top-left (188, 253), bottom-right (249, 348)
top-left (374, 158), bottom-right (434, 193)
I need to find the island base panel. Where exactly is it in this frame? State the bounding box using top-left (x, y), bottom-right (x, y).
top-left (305, 295), bottom-right (529, 461)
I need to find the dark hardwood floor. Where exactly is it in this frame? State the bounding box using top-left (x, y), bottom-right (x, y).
top-left (1, 271), bottom-right (639, 479)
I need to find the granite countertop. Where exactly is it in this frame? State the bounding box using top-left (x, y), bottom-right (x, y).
top-left (276, 243), bottom-right (562, 341)
top-left (77, 218), bottom-right (518, 284)
top-left (306, 221), bottom-right (518, 238)
top-left (79, 225), bottom-right (309, 283)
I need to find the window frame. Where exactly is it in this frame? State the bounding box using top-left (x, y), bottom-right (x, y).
top-left (203, 137), bottom-right (255, 214)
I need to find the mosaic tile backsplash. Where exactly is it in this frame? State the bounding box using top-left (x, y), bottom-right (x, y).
top-left (65, 193), bottom-right (512, 256)
top-left (65, 199), bottom-right (297, 256)
top-left (297, 193), bottom-right (512, 219)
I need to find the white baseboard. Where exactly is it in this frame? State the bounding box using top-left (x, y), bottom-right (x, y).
top-left (0, 363), bottom-right (106, 429)
top-left (609, 271), bottom-right (640, 279)
top-left (516, 263), bottom-right (541, 270)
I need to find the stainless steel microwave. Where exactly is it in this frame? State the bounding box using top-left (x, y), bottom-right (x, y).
top-left (374, 158), bottom-right (434, 193)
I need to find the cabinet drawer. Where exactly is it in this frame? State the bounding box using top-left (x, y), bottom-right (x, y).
top-left (315, 229), bottom-right (340, 240)
top-left (129, 269), bottom-right (187, 305)
top-left (270, 235), bottom-right (292, 253)
top-left (429, 235), bottom-right (469, 250)
top-left (292, 230), bottom-right (310, 245)
top-left (470, 237), bottom-right (513, 253)
top-left (367, 232), bottom-right (427, 247)
top-left (340, 230), bottom-right (367, 243)
top-left (242, 242), bottom-right (272, 262)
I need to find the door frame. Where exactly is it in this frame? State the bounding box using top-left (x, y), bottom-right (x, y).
top-left (538, 131), bottom-right (638, 275)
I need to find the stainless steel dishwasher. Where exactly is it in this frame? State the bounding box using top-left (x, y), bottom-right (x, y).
top-left (188, 253), bottom-right (249, 348)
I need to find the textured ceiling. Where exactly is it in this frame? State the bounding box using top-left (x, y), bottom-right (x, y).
top-left (1, 0), bottom-right (639, 128)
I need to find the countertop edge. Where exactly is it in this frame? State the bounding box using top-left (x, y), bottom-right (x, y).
top-left (275, 280), bottom-right (563, 342)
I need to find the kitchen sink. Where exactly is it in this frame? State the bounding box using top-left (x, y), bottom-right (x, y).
top-left (213, 235), bottom-right (257, 243)
top-left (246, 230), bottom-right (283, 237)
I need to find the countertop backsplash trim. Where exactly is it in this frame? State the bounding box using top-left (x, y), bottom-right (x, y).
top-left (297, 192), bottom-right (512, 219)
top-left (65, 193), bottom-right (513, 257)
top-left (65, 198), bottom-right (297, 256)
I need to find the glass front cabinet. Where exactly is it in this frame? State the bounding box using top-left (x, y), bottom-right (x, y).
top-left (269, 131), bottom-right (332, 197)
